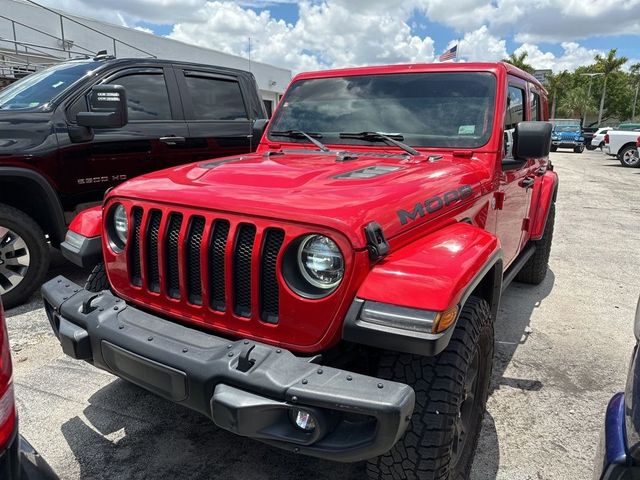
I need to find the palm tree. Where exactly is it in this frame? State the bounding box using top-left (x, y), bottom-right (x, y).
top-left (594, 49), bottom-right (628, 125)
top-left (544, 71), bottom-right (570, 119)
top-left (503, 52), bottom-right (534, 74)
top-left (630, 63), bottom-right (640, 120)
top-left (558, 87), bottom-right (595, 119)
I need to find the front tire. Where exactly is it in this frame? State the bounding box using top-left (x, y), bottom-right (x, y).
top-left (0, 204), bottom-right (49, 309)
top-left (619, 145), bottom-right (640, 168)
top-left (367, 297), bottom-right (494, 480)
top-left (85, 262), bottom-right (109, 292)
top-left (573, 145), bottom-right (584, 153)
top-left (516, 202), bottom-right (555, 285)
top-left (550, 145), bottom-right (557, 152)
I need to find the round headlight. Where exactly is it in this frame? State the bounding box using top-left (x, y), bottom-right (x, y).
top-left (297, 235), bottom-right (344, 290)
top-left (112, 203), bottom-right (128, 246)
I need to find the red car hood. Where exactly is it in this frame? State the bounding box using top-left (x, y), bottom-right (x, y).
top-left (110, 150), bottom-right (493, 248)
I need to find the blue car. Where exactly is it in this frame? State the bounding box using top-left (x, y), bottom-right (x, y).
top-left (595, 296), bottom-right (640, 479)
top-left (550, 122), bottom-right (585, 154)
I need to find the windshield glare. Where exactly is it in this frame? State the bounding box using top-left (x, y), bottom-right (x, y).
top-left (268, 72), bottom-right (497, 149)
top-left (0, 61), bottom-right (95, 111)
top-left (555, 126), bottom-right (580, 133)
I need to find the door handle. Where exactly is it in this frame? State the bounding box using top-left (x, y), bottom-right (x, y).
top-left (159, 136), bottom-right (186, 145)
top-left (519, 176), bottom-right (535, 189)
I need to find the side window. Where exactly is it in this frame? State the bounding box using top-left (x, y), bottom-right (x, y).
top-left (183, 75), bottom-right (248, 120)
top-left (109, 73), bottom-right (172, 121)
top-left (530, 91), bottom-right (540, 121)
top-left (505, 85), bottom-right (525, 130)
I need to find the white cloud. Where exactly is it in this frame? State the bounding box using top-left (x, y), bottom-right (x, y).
top-left (453, 25), bottom-right (507, 62)
top-left (514, 42), bottom-right (603, 73)
top-left (169, 1), bottom-right (435, 73)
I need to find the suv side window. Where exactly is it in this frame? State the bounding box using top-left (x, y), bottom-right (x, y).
top-left (110, 73), bottom-right (172, 121)
top-left (530, 91), bottom-right (540, 121)
top-left (505, 86), bottom-right (525, 129)
top-left (183, 75), bottom-right (248, 120)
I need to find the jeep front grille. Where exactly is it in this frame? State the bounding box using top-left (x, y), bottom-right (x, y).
top-left (127, 207), bottom-right (286, 324)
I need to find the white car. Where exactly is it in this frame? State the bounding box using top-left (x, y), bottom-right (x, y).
top-left (604, 130), bottom-right (640, 167)
top-left (590, 127), bottom-right (610, 150)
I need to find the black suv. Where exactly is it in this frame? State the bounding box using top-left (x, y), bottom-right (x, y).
top-left (0, 54), bottom-right (268, 308)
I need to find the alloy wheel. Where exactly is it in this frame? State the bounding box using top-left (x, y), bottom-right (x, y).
top-left (0, 226), bottom-right (31, 295)
top-left (622, 149), bottom-right (640, 166)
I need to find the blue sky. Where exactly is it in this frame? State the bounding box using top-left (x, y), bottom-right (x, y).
top-left (45, 0), bottom-right (640, 73)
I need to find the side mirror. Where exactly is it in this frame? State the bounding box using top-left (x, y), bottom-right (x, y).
top-left (250, 118), bottom-right (269, 149)
top-left (514, 121), bottom-right (552, 159)
top-left (252, 118), bottom-right (269, 141)
top-left (76, 85), bottom-right (128, 129)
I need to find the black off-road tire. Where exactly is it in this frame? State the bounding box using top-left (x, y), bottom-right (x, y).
top-left (515, 202), bottom-right (555, 285)
top-left (85, 262), bottom-right (109, 292)
top-left (367, 297), bottom-right (494, 480)
top-left (550, 145), bottom-right (557, 152)
top-left (573, 145), bottom-right (584, 153)
top-left (0, 204), bottom-right (49, 309)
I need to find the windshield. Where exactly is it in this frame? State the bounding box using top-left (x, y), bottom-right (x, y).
top-left (0, 61), bottom-right (96, 111)
top-left (554, 126), bottom-right (580, 133)
top-left (268, 72), bottom-right (497, 149)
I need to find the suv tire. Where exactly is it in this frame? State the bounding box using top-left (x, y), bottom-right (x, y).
top-left (85, 262), bottom-right (109, 292)
top-left (573, 145), bottom-right (584, 153)
top-left (515, 202), bottom-right (555, 285)
top-left (618, 145), bottom-right (640, 167)
top-left (550, 145), bottom-right (557, 152)
top-left (367, 297), bottom-right (493, 480)
top-left (0, 204), bottom-right (49, 309)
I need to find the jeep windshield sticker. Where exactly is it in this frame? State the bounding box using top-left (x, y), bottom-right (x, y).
top-left (397, 185), bottom-right (474, 225)
top-left (458, 125), bottom-right (476, 135)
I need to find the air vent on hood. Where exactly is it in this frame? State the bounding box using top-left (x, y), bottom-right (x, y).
top-left (333, 165), bottom-right (401, 179)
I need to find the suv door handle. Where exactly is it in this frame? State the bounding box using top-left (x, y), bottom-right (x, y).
top-left (519, 176), bottom-right (535, 189)
top-left (159, 136), bottom-right (186, 145)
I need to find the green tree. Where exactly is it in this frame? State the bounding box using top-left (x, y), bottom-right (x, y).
top-left (503, 51), bottom-right (535, 74)
top-left (594, 49), bottom-right (628, 124)
top-left (544, 71), bottom-right (571, 119)
top-left (630, 63), bottom-right (640, 121)
top-left (558, 87), bottom-right (595, 119)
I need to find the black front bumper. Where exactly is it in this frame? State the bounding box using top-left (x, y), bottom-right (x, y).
top-left (41, 276), bottom-right (415, 462)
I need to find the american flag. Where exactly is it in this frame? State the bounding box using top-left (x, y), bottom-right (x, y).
top-left (439, 45), bottom-right (458, 62)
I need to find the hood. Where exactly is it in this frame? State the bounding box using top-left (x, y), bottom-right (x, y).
top-left (554, 130), bottom-right (582, 140)
top-left (110, 149), bottom-right (493, 248)
top-left (0, 111), bottom-right (53, 154)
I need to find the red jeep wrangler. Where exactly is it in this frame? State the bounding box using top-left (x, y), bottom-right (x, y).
top-left (42, 62), bottom-right (556, 479)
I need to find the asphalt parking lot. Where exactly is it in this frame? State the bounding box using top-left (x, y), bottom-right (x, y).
top-left (6, 148), bottom-right (640, 480)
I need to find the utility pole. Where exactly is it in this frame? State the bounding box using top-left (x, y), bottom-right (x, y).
top-left (580, 73), bottom-right (604, 126)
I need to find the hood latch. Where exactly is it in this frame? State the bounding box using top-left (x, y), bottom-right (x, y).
top-left (365, 222), bottom-right (390, 261)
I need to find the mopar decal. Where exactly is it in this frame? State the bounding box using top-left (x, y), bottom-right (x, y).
top-left (397, 185), bottom-right (474, 225)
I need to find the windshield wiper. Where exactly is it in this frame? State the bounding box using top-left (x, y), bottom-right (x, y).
top-left (339, 131), bottom-right (420, 156)
top-left (270, 129), bottom-right (330, 152)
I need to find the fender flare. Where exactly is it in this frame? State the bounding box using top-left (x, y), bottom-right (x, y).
top-left (529, 170), bottom-right (559, 240)
top-left (343, 222), bottom-right (503, 356)
top-left (0, 167), bottom-right (66, 246)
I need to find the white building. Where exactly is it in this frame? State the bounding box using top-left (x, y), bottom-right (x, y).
top-left (0, 0), bottom-right (291, 113)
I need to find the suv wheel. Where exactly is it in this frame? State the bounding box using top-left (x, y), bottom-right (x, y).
top-left (619, 145), bottom-right (640, 167)
top-left (85, 262), bottom-right (110, 292)
top-left (367, 296), bottom-right (493, 480)
top-left (573, 145), bottom-right (584, 153)
top-left (0, 204), bottom-right (49, 309)
top-left (550, 145), bottom-right (557, 152)
top-left (515, 202), bottom-right (555, 285)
